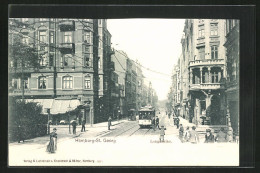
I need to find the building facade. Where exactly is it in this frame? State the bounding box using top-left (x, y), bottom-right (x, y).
top-left (224, 19), bottom-right (239, 135)
top-left (180, 19), bottom-right (227, 126)
top-left (9, 18), bottom-right (113, 124)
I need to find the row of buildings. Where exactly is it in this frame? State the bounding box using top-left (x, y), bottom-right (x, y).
top-left (168, 19), bottom-right (239, 134)
top-left (8, 18), bottom-right (157, 125)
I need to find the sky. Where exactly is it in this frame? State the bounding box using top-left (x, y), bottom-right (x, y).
top-left (107, 19), bottom-right (185, 101)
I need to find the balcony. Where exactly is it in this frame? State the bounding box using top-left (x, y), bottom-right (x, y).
top-left (190, 83), bottom-right (225, 91)
top-left (59, 43), bottom-right (75, 54)
top-left (189, 59), bottom-right (224, 67)
top-left (59, 20), bottom-right (75, 31)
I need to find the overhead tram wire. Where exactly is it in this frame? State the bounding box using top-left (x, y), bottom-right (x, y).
top-left (11, 19), bottom-right (171, 78)
top-left (77, 19), bottom-right (172, 77)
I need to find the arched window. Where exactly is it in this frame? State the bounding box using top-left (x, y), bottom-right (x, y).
top-left (84, 75), bottom-right (91, 89)
top-left (38, 76), bottom-right (46, 89)
top-left (63, 76), bottom-right (73, 89)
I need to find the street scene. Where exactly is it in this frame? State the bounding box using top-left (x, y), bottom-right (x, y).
top-left (8, 18), bottom-right (239, 166)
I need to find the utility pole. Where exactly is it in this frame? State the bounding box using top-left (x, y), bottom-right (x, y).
top-left (21, 57), bottom-right (24, 102)
top-left (53, 18), bottom-right (57, 98)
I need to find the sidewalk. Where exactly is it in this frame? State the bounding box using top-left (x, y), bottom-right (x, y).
top-left (9, 119), bottom-right (127, 147)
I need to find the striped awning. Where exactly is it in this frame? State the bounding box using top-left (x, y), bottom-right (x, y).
top-left (25, 99), bottom-right (81, 115)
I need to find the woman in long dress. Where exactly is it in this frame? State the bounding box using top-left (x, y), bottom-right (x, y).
top-left (47, 128), bottom-right (57, 153)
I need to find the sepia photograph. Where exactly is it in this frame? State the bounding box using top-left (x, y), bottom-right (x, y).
top-left (8, 17), bottom-right (240, 166)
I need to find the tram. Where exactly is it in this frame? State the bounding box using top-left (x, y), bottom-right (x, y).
top-left (138, 106), bottom-right (155, 128)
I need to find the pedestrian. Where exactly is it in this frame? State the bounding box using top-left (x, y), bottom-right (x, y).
top-left (156, 116), bottom-right (159, 129)
top-left (183, 126), bottom-right (191, 142)
top-left (81, 119), bottom-right (86, 132)
top-left (72, 119), bottom-right (77, 135)
top-left (189, 126), bottom-right (200, 144)
top-left (152, 116), bottom-right (156, 131)
top-left (215, 127), bottom-right (227, 143)
top-left (108, 116), bottom-right (112, 130)
top-left (179, 124), bottom-right (184, 142)
top-left (176, 117), bottom-right (180, 129)
top-left (46, 128), bottom-right (57, 153)
top-left (204, 129), bottom-right (214, 143)
top-left (17, 124), bottom-right (24, 143)
top-left (159, 125), bottom-right (166, 142)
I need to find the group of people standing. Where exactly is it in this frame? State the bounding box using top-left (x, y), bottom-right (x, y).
top-left (179, 125), bottom-right (231, 144)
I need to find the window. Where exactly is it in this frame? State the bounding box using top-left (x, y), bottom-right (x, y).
top-left (198, 47), bottom-right (205, 60)
top-left (12, 79), bottom-right (20, 89)
top-left (198, 25), bottom-right (205, 38)
top-left (22, 35), bottom-right (29, 44)
top-left (210, 23), bottom-right (218, 36)
top-left (85, 54), bottom-right (90, 67)
top-left (63, 76), bottom-right (73, 89)
top-left (64, 32), bottom-right (72, 43)
top-left (50, 31), bottom-right (54, 43)
top-left (39, 31), bottom-right (46, 43)
top-left (84, 76), bottom-right (91, 89)
top-left (39, 55), bottom-right (47, 66)
top-left (83, 31), bottom-right (91, 43)
top-left (24, 77), bottom-right (29, 89)
top-left (211, 72), bottom-right (218, 83)
top-left (38, 76), bottom-right (46, 89)
top-left (63, 54), bottom-right (69, 66)
top-left (211, 46), bottom-right (218, 59)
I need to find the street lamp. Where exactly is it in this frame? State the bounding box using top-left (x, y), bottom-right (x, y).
top-left (68, 105), bottom-right (71, 134)
top-left (46, 108), bottom-right (51, 135)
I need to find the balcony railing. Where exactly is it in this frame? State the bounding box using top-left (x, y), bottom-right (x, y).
top-left (59, 20), bottom-right (75, 31)
top-left (190, 83), bottom-right (225, 90)
top-left (189, 59), bottom-right (224, 67)
top-left (59, 43), bottom-right (75, 54)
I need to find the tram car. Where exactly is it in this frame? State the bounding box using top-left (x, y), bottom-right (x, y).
top-left (138, 106), bottom-right (155, 128)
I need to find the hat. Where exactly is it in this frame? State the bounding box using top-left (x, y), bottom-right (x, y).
top-left (206, 129), bottom-right (211, 132)
top-left (53, 128), bottom-right (57, 131)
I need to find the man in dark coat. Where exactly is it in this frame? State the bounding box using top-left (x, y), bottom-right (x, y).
top-left (17, 124), bottom-right (24, 143)
top-left (108, 116), bottom-right (112, 130)
top-left (155, 116), bottom-right (159, 129)
top-left (204, 129), bottom-right (214, 143)
top-left (81, 119), bottom-right (86, 132)
top-left (72, 119), bottom-right (77, 134)
top-left (176, 117), bottom-right (180, 129)
top-left (152, 117), bottom-right (156, 131)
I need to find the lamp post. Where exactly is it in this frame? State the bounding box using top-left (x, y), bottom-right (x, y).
top-left (46, 108), bottom-right (50, 135)
top-left (68, 105), bottom-right (71, 134)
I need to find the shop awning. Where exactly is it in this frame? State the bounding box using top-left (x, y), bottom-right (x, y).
top-left (24, 99), bottom-right (81, 115)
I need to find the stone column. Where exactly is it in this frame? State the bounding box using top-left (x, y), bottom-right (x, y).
top-left (200, 67), bottom-right (203, 84)
top-left (208, 67), bottom-right (211, 83)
